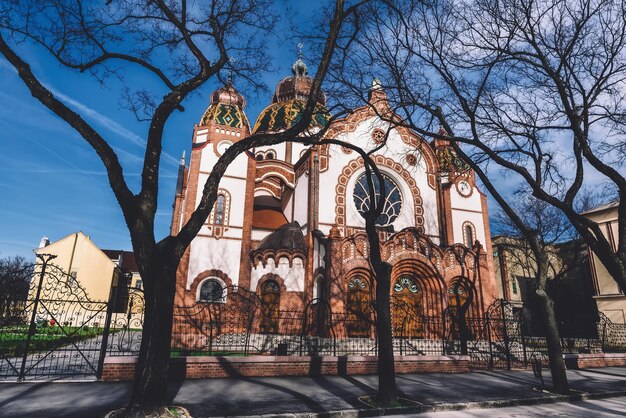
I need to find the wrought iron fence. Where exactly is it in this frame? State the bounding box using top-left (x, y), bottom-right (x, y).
top-left (4, 256), bottom-right (626, 380)
top-left (0, 255), bottom-right (109, 380)
top-left (170, 290), bottom-right (626, 371)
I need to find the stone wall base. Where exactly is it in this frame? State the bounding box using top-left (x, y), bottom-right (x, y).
top-left (564, 353), bottom-right (626, 369)
top-left (100, 355), bottom-right (470, 381)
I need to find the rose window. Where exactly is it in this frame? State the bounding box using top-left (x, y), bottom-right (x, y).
top-left (353, 172), bottom-right (403, 227)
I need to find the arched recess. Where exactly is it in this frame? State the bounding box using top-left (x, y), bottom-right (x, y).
top-left (259, 277), bottom-right (281, 334)
top-left (391, 275), bottom-right (424, 338)
top-left (345, 271), bottom-right (373, 337)
top-left (189, 269), bottom-right (232, 295)
top-left (446, 276), bottom-right (479, 339)
top-left (391, 260), bottom-right (446, 339)
top-left (335, 155), bottom-right (424, 233)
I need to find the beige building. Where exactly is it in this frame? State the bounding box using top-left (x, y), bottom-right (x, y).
top-left (33, 232), bottom-right (143, 329)
top-left (35, 232), bottom-right (119, 301)
top-left (35, 232), bottom-right (143, 299)
top-left (584, 201), bottom-right (624, 323)
top-left (492, 235), bottom-right (597, 335)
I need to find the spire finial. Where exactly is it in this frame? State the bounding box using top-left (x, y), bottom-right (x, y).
top-left (297, 42), bottom-right (304, 60)
top-left (292, 43), bottom-right (308, 77)
top-left (227, 57), bottom-right (236, 85)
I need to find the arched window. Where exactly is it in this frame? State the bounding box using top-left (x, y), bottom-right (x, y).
top-left (256, 153), bottom-right (264, 161)
top-left (353, 172), bottom-right (403, 227)
top-left (462, 222), bottom-right (476, 247)
top-left (198, 278), bottom-right (226, 303)
top-left (209, 190), bottom-right (230, 232)
top-left (266, 151), bottom-right (275, 160)
top-left (215, 195), bottom-right (225, 225)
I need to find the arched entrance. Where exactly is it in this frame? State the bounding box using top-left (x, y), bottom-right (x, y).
top-left (447, 279), bottom-right (474, 341)
top-left (392, 276), bottom-right (424, 338)
top-left (346, 275), bottom-right (371, 337)
top-left (260, 279), bottom-right (280, 334)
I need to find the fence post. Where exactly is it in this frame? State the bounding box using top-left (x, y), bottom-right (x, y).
top-left (96, 281), bottom-right (118, 378)
top-left (19, 254), bottom-right (56, 380)
top-left (487, 316), bottom-right (494, 370)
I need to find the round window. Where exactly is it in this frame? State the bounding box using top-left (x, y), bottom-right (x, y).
top-left (353, 172), bottom-right (403, 227)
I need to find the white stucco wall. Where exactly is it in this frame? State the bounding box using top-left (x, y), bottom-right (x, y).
top-left (315, 115), bottom-right (439, 237)
top-left (450, 188), bottom-right (487, 246)
top-left (186, 236), bottom-right (243, 288)
top-left (250, 257), bottom-right (306, 292)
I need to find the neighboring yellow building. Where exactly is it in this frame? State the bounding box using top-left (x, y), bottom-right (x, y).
top-left (35, 231), bottom-right (118, 301)
top-left (583, 201), bottom-right (624, 323)
top-left (33, 232), bottom-right (144, 330)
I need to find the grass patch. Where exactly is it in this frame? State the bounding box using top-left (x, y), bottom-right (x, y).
top-left (0, 325), bottom-right (105, 356)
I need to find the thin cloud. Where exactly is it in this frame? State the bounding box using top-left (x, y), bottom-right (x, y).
top-left (1, 57), bottom-right (179, 167)
top-left (49, 88), bottom-right (180, 167)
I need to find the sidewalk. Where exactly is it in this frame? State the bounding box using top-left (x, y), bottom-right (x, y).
top-left (0, 367), bottom-right (625, 417)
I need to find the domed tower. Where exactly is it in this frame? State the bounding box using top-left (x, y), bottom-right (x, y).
top-left (252, 55), bottom-right (330, 164)
top-left (171, 79), bottom-right (256, 305)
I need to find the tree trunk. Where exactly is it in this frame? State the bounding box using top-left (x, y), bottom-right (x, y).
top-left (374, 261), bottom-right (397, 404)
top-left (536, 289), bottom-right (569, 394)
top-left (125, 257), bottom-right (178, 416)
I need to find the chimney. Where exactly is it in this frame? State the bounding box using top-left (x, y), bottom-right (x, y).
top-left (38, 236), bottom-right (50, 248)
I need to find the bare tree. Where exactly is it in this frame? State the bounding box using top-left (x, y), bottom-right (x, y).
top-left (325, 0), bottom-right (626, 394)
top-left (0, 255), bottom-right (32, 324)
top-left (0, 0), bottom-right (369, 414)
top-left (493, 192), bottom-right (597, 333)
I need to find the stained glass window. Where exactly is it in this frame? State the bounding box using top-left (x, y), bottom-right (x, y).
top-left (199, 279), bottom-right (225, 303)
top-left (394, 276), bottom-right (419, 293)
top-left (353, 172), bottom-right (403, 227)
top-left (215, 195), bottom-right (225, 225)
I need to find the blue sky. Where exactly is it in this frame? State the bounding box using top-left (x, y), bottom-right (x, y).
top-left (0, 4), bottom-right (320, 259)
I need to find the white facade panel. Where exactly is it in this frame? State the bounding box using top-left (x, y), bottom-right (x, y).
top-left (186, 237), bottom-right (242, 288)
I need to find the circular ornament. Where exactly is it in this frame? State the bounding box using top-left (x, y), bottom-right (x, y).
top-left (456, 180), bottom-right (472, 197)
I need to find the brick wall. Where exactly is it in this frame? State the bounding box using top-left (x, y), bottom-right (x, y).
top-left (101, 354), bottom-right (470, 381)
top-left (564, 353), bottom-right (626, 369)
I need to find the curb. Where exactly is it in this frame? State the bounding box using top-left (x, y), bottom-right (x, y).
top-left (234, 389), bottom-right (626, 418)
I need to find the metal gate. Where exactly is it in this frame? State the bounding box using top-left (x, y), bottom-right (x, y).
top-left (0, 254), bottom-right (109, 380)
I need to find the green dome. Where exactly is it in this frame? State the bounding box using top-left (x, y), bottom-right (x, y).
top-left (252, 99), bottom-right (330, 133)
top-left (199, 102), bottom-right (250, 129)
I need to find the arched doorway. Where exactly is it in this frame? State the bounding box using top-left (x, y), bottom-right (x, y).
top-left (392, 276), bottom-right (424, 338)
top-left (346, 275), bottom-right (371, 337)
top-left (260, 279), bottom-right (280, 334)
top-left (447, 280), bottom-right (473, 341)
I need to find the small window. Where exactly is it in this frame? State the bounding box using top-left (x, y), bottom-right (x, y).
top-left (266, 151), bottom-right (275, 160)
top-left (199, 279), bottom-right (226, 303)
top-left (466, 226), bottom-right (474, 246)
top-left (215, 195), bottom-right (225, 225)
top-left (256, 153), bottom-right (264, 161)
top-left (462, 222), bottom-right (476, 247)
top-left (512, 280), bottom-right (518, 295)
top-left (135, 280), bottom-right (143, 290)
